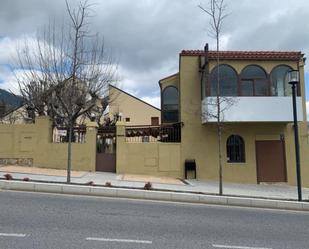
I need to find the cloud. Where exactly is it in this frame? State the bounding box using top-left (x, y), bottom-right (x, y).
top-left (0, 66), bottom-right (40, 94)
top-left (226, 0), bottom-right (309, 61)
top-left (141, 96), bottom-right (160, 109)
top-left (0, 65), bottom-right (20, 94)
top-left (0, 36), bottom-right (24, 65)
top-left (118, 63), bottom-right (175, 96)
top-left (0, 35), bottom-right (49, 69)
top-left (0, 0), bottom-right (309, 104)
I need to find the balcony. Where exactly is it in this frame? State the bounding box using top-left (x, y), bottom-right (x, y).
top-left (201, 96), bottom-right (303, 123)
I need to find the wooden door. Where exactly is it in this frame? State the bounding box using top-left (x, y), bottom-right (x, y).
top-left (256, 140), bottom-right (286, 183)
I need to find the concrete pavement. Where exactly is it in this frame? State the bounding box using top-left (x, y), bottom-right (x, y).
top-left (1, 166), bottom-right (309, 201)
top-left (1, 165), bottom-right (309, 211)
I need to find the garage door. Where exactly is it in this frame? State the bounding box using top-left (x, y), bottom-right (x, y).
top-left (256, 140), bottom-right (287, 183)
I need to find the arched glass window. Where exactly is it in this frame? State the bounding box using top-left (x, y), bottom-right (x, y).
top-left (210, 65), bottom-right (238, 96)
top-left (240, 65), bottom-right (268, 96)
top-left (162, 86), bottom-right (179, 123)
top-left (270, 65), bottom-right (293, 96)
top-left (227, 135), bottom-right (245, 163)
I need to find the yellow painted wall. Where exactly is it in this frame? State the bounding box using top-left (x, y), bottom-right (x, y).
top-left (179, 55), bottom-right (309, 187)
top-left (0, 116), bottom-right (96, 171)
top-left (109, 86), bottom-right (161, 126)
top-left (159, 73), bottom-right (179, 91)
top-left (116, 122), bottom-right (182, 177)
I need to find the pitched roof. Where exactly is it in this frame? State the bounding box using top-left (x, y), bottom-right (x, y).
top-left (180, 50), bottom-right (304, 61)
top-left (158, 73), bottom-right (179, 83)
top-left (1, 104), bottom-right (26, 118)
top-left (109, 85), bottom-right (161, 111)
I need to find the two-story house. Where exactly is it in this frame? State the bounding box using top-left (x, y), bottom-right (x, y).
top-left (159, 46), bottom-right (309, 186)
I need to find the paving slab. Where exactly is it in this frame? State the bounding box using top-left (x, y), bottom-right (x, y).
top-left (121, 174), bottom-right (184, 185)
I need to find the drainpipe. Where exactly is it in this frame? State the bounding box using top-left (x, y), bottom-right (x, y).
top-left (200, 43), bottom-right (209, 100)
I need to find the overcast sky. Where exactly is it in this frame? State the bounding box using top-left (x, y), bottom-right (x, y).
top-left (1, 0), bottom-right (309, 112)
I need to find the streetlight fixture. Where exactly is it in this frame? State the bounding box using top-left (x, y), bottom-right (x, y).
top-left (287, 70), bottom-right (302, 201)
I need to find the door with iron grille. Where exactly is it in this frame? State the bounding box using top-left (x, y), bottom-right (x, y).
top-left (96, 126), bottom-right (116, 172)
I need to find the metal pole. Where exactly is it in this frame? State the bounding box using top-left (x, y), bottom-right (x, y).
top-left (291, 83), bottom-right (302, 201)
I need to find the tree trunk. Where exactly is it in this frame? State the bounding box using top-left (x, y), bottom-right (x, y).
top-left (199, 0), bottom-right (227, 195)
top-left (217, 124), bottom-right (223, 195)
top-left (67, 123), bottom-right (73, 183)
top-left (216, 33), bottom-right (223, 195)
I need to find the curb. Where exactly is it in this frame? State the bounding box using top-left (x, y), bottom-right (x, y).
top-left (1, 180), bottom-right (308, 211)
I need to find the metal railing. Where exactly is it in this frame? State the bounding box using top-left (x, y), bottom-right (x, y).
top-left (125, 123), bottom-right (181, 143)
top-left (97, 126), bottom-right (116, 138)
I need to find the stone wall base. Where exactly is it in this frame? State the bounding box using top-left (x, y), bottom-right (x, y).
top-left (0, 158), bottom-right (33, 166)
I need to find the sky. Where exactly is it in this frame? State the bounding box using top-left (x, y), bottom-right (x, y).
top-left (1, 0), bottom-right (309, 115)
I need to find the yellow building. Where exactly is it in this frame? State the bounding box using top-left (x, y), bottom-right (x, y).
top-left (158, 47), bottom-right (309, 186)
top-left (1, 47), bottom-right (308, 188)
top-left (107, 85), bottom-right (161, 126)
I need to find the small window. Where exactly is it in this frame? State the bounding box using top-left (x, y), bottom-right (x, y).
top-left (151, 117), bottom-right (159, 126)
top-left (227, 135), bottom-right (245, 163)
top-left (125, 117), bottom-right (130, 122)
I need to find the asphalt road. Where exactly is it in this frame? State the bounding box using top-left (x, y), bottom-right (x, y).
top-left (0, 190), bottom-right (308, 249)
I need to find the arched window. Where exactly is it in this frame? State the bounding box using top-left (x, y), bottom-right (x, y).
top-left (226, 135), bottom-right (245, 163)
top-left (240, 65), bottom-right (268, 96)
top-left (270, 65), bottom-right (293, 96)
top-left (162, 86), bottom-right (179, 123)
top-left (210, 64), bottom-right (238, 96)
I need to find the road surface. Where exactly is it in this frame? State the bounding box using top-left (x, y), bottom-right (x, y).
top-left (0, 190), bottom-right (308, 249)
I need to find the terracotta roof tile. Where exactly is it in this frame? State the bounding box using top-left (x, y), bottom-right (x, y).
top-left (180, 50), bottom-right (304, 61)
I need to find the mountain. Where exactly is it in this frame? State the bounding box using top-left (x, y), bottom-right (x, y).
top-left (0, 89), bottom-right (24, 116)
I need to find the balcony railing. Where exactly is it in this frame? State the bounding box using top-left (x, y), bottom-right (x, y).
top-left (202, 96), bottom-right (304, 123)
top-left (125, 123), bottom-right (181, 143)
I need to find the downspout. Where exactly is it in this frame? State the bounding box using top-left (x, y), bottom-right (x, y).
top-left (204, 43), bottom-right (209, 97)
top-left (200, 43), bottom-right (209, 100)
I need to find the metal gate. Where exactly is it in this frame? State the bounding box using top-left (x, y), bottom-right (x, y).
top-left (96, 126), bottom-right (116, 172)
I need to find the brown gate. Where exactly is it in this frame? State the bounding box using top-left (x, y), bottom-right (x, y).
top-left (96, 126), bottom-right (116, 172)
top-left (256, 140), bottom-right (287, 183)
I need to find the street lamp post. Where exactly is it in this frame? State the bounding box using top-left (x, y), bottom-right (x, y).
top-left (287, 70), bottom-right (302, 201)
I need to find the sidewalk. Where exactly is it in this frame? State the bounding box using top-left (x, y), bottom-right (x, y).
top-left (1, 165), bottom-right (308, 201)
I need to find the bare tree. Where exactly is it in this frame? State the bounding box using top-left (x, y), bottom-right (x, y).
top-left (16, 0), bottom-right (117, 183)
top-left (199, 0), bottom-right (232, 195)
top-left (77, 85), bottom-right (121, 127)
